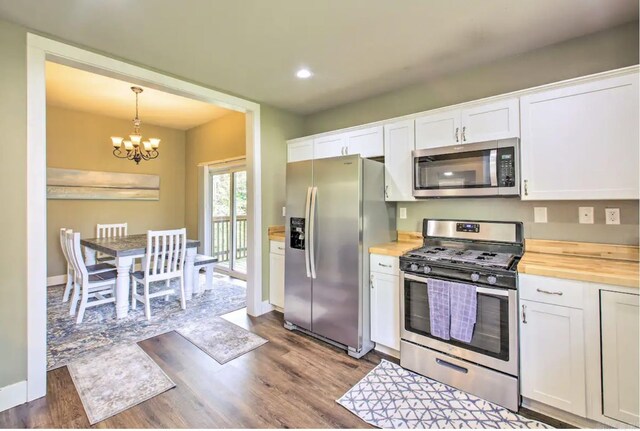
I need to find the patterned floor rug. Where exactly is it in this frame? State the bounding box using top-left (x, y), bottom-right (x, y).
top-left (177, 316), bottom-right (268, 364)
top-left (337, 360), bottom-right (552, 429)
top-left (48, 274), bottom-right (246, 370)
top-left (67, 343), bottom-right (175, 425)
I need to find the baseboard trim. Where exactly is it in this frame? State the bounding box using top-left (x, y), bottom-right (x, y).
top-left (0, 380), bottom-right (27, 413)
top-left (374, 343), bottom-right (400, 359)
top-left (260, 300), bottom-right (274, 315)
top-left (521, 397), bottom-right (607, 428)
top-left (47, 274), bottom-right (66, 287)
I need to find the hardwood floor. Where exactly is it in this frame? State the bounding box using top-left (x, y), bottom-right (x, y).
top-left (0, 308), bottom-right (570, 429)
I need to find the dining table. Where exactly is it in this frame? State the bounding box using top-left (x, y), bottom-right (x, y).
top-left (81, 234), bottom-right (201, 319)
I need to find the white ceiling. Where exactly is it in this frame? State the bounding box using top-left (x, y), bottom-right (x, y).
top-left (1, 0), bottom-right (637, 114)
top-left (46, 62), bottom-right (232, 130)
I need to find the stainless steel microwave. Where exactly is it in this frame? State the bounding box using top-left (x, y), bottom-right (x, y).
top-left (412, 138), bottom-right (520, 198)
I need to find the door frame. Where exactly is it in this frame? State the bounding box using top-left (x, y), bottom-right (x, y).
top-left (26, 34), bottom-right (265, 402)
top-left (208, 160), bottom-right (248, 280)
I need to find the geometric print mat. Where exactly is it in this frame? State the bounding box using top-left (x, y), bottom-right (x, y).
top-left (337, 360), bottom-right (552, 429)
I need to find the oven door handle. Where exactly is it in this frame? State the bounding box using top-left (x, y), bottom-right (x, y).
top-left (403, 273), bottom-right (509, 297)
top-left (489, 149), bottom-right (498, 187)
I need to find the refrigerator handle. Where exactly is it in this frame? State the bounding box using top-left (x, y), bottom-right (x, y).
top-left (309, 186), bottom-right (318, 279)
top-left (304, 186), bottom-right (312, 278)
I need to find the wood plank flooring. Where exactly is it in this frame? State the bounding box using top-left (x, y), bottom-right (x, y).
top-left (0, 308), bottom-right (571, 428)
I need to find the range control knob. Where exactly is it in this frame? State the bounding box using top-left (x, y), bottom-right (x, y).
top-left (470, 272), bottom-right (480, 282)
top-left (422, 265), bottom-right (432, 274)
top-left (487, 275), bottom-right (497, 285)
top-left (410, 263), bottom-right (419, 271)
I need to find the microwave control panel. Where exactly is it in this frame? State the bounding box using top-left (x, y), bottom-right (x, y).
top-left (289, 217), bottom-right (305, 250)
top-left (497, 147), bottom-right (516, 187)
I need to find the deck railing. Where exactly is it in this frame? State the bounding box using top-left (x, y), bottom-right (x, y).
top-left (212, 215), bottom-right (248, 264)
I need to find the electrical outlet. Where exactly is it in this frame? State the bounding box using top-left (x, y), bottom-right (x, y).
top-left (534, 207), bottom-right (547, 223)
top-left (399, 207), bottom-right (407, 219)
top-left (579, 207), bottom-right (594, 224)
top-left (282, 206), bottom-right (286, 217)
top-left (605, 208), bottom-right (620, 225)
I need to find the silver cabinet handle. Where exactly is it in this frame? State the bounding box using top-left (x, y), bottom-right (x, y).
top-left (524, 179), bottom-right (529, 196)
top-left (384, 185), bottom-right (389, 199)
top-left (455, 127), bottom-right (459, 142)
top-left (521, 304), bottom-right (527, 324)
top-left (462, 126), bottom-right (467, 141)
top-left (370, 273), bottom-right (374, 289)
top-left (277, 246), bottom-right (284, 251)
top-left (344, 146), bottom-right (348, 155)
top-left (536, 288), bottom-right (563, 296)
top-left (378, 263), bottom-right (392, 268)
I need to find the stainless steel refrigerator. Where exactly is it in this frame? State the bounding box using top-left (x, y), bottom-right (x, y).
top-left (284, 154), bottom-right (395, 358)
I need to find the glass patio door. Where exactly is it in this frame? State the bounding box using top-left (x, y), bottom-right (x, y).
top-left (210, 166), bottom-right (247, 279)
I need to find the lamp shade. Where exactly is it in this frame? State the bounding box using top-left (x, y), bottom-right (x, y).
top-left (111, 136), bottom-right (124, 148)
top-left (149, 138), bottom-right (161, 149)
top-left (130, 134), bottom-right (142, 147)
top-left (124, 140), bottom-right (133, 150)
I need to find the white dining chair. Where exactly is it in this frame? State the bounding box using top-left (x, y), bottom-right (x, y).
top-left (66, 231), bottom-right (117, 324)
top-left (95, 223), bottom-right (128, 263)
top-left (131, 228), bottom-right (187, 320)
top-left (60, 227), bottom-right (115, 305)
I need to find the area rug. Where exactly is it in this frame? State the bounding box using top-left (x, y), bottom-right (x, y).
top-left (337, 360), bottom-right (552, 429)
top-left (67, 343), bottom-right (175, 425)
top-left (177, 316), bottom-right (268, 364)
top-left (48, 274), bottom-right (246, 370)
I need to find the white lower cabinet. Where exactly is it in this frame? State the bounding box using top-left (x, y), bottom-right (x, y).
top-left (269, 241), bottom-right (285, 309)
top-left (520, 299), bottom-right (586, 416)
top-left (370, 271), bottom-right (400, 351)
top-left (601, 290), bottom-right (639, 427)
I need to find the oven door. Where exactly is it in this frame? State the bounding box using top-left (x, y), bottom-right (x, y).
top-left (400, 271), bottom-right (518, 376)
top-left (412, 139), bottom-right (519, 197)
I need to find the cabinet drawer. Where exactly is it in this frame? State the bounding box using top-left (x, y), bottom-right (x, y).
top-left (270, 240), bottom-right (285, 255)
top-left (370, 254), bottom-right (399, 276)
top-left (519, 274), bottom-right (584, 309)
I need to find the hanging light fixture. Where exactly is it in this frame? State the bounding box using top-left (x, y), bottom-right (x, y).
top-left (111, 87), bottom-right (160, 164)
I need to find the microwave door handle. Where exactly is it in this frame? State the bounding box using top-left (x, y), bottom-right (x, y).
top-left (489, 149), bottom-right (498, 187)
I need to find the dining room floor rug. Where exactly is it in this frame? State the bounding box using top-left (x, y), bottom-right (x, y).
top-left (337, 360), bottom-right (552, 429)
top-left (48, 274), bottom-right (246, 370)
top-left (176, 316), bottom-right (268, 364)
top-left (67, 343), bottom-right (175, 425)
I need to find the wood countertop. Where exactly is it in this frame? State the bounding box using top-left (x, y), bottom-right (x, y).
top-left (268, 226), bottom-right (285, 241)
top-left (369, 231), bottom-right (423, 257)
top-left (519, 239), bottom-right (639, 289)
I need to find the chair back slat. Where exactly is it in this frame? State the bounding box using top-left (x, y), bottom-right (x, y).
top-left (60, 228), bottom-right (72, 266)
top-left (145, 228), bottom-right (186, 278)
top-left (66, 231), bottom-right (89, 280)
top-left (97, 223), bottom-right (128, 239)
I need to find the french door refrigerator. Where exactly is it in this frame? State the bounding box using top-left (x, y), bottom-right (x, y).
top-left (284, 155), bottom-right (395, 358)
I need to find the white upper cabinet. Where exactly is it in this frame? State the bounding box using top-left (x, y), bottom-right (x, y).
top-left (601, 291), bottom-right (639, 427)
top-left (313, 133), bottom-right (347, 160)
top-left (345, 125), bottom-right (384, 158)
top-left (520, 73), bottom-right (639, 200)
top-left (287, 139), bottom-right (313, 163)
top-left (460, 98), bottom-right (520, 143)
top-left (415, 108), bottom-right (461, 150)
top-left (383, 119), bottom-right (416, 201)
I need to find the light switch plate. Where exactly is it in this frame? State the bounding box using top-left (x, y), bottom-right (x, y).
top-left (605, 208), bottom-right (620, 225)
top-left (399, 207), bottom-right (407, 219)
top-left (282, 206), bottom-right (286, 217)
top-left (579, 207), bottom-right (594, 224)
top-left (534, 207), bottom-right (547, 223)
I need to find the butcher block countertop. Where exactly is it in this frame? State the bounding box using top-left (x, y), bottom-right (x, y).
top-left (519, 239), bottom-right (639, 289)
top-left (369, 231), bottom-right (423, 257)
top-left (268, 226), bottom-right (285, 242)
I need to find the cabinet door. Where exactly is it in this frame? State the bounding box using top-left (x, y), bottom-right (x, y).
top-left (415, 109), bottom-right (461, 150)
top-left (345, 125), bottom-right (384, 158)
top-left (313, 133), bottom-right (347, 159)
top-left (460, 98), bottom-right (519, 142)
top-left (370, 271), bottom-right (400, 350)
top-left (601, 291), bottom-right (639, 427)
top-left (520, 299), bottom-right (586, 416)
top-left (520, 73), bottom-right (639, 200)
top-left (269, 252), bottom-right (285, 308)
top-left (383, 119), bottom-right (415, 201)
top-left (287, 139), bottom-right (313, 163)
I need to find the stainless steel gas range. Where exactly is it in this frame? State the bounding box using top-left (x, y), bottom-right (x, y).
top-left (399, 219), bottom-right (524, 411)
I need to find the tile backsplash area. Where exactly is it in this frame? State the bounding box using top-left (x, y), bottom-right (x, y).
top-left (396, 199), bottom-right (640, 245)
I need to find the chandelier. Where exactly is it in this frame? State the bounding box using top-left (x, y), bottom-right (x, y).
top-left (110, 87), bottom-right (160, 164)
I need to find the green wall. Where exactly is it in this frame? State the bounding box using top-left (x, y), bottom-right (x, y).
top-left (302, 21), bottom-right (640, 246)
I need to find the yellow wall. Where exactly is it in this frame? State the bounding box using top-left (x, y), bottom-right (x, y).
top-left (46, 106), bottom-right (186, 277)
top-left (184, 112), bottom-right (246, 239)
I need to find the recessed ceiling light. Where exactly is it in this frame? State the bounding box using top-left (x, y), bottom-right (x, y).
top-left (443, 172), bottom-right (454, 176)
top-left (296, 68), bottom-right (313, 79)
